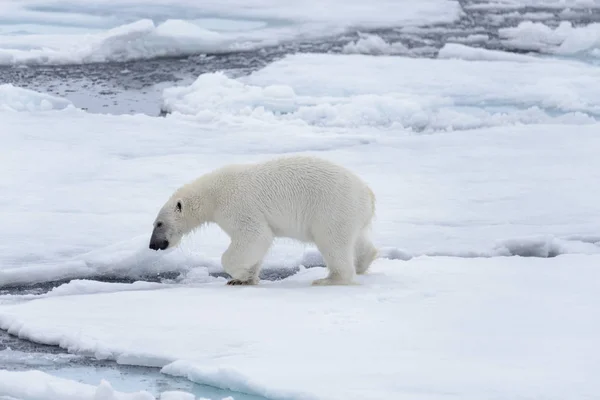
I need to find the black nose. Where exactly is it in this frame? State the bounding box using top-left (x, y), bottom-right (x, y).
top-left (149, 240), bottom-right (169, 251)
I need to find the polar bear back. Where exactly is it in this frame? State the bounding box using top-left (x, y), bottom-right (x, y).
top-left (211, 156), bottom-right (375, 242)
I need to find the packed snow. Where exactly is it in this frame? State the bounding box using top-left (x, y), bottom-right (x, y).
top-left (0, 0), bottom-right (461, 65)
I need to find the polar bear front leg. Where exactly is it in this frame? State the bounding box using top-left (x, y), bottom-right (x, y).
top-left (227, 262), bottom-right (262, 286)
top-left (222, 230), bottom-right (273, 286)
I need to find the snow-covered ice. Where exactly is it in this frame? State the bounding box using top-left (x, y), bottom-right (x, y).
top-left (0, 0), bottom-right (461, 65)
top-left (1, 52), bottom-right (600, 287)
top-left (1, 255), bottom-right (599, 400)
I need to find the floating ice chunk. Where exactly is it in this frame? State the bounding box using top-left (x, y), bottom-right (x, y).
top-left (0, 19), bottom-right (234, 65)
top-left (0, 84), bottom-right (73, 112)
top-left (438, 43), bottom-right (546, 62)
top-left (500, 21), bottom-right (600, 56)
top-left (162, 72), bottom-right (299, 119)
top-left (342, 33), bottom-right (409, 55)
top-left (85, 19), bottom-right (228, 64)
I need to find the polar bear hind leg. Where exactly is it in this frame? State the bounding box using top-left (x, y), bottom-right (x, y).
top-left (311, 227), bottom-right (357, 286)
top-left (354, 230), bottom-right (377, 275)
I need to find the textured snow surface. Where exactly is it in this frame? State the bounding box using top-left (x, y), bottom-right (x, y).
top-left (1, 256), bottom-right (599, 400)
top-left (163, 53), bottom-right (600, 130)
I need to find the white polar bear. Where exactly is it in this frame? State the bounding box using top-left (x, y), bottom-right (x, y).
top-left (149, 155), bottom-right (377, 286)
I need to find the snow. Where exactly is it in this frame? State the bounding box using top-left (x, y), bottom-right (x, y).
top-left (1, 255), bottom-right (599, 400)
top-left (0, 0), bottom-right (461, 65)
top-left (0, 84), bottom-right (74, 112)
top-left (2, 2), bottom-right (600, 397)
top-left (500, 21), bottom-right (600, 57)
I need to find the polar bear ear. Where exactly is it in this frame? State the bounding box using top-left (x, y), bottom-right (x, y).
top-left (176, 200), bottom-right (182, 212)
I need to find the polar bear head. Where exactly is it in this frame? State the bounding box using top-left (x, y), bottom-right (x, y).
top-left (149, 197), bottom-right (186, 251)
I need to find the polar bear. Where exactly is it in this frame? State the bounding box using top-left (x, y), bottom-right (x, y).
top-left (148, 155), bottom-right (377, 286)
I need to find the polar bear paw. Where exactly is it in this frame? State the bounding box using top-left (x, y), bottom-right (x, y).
top-left (227, 279), bottom-right (257, 286)
top-left (311, 277), bottom-right (356, 286)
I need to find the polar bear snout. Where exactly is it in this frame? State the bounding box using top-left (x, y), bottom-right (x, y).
top-left (149, 225), bottom-right (170, 251)
top-left (149, 238), bottom-right (169, 251)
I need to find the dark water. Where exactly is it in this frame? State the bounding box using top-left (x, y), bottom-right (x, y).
top-left (1, 1), bottom-right (599, 398)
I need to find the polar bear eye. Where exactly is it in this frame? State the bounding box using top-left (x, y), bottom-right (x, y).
top-left (176, 201), bottom-right (182, 212)
top-left (156, 222), bottom-right (163, 228)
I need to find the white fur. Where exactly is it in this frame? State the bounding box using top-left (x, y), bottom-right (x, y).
top-left (150, 155), bottom-right (377, 286)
